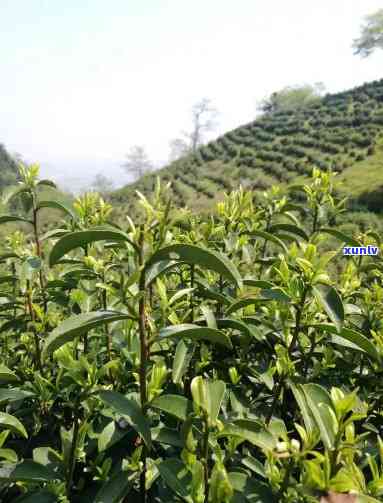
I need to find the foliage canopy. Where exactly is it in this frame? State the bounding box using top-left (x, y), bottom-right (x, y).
top-left (0, 163), bottom-right (382, 502)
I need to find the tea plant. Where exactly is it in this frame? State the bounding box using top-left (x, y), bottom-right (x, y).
top-left (0, 164), bottom-right (382, 502)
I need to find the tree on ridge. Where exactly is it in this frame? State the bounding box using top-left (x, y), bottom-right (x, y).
top-left (353, 9), bottom-right (383, 57)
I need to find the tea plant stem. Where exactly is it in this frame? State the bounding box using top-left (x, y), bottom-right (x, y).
top-left (266, 381), bottom-right (283, 425)
top-left (190, 264), bottom-right (194, 322)
top-left (101, 276), bottom-right (112, 362)
top-left (26, 280), bottom-right (43, 374)
top-left (32, 207), bottom-right (42, 260)
top-left (83, 332), bottom-right (88, 354)
top-left (312, 206), bottom-right (318, 234)
top-left (303, 333), bottom-right (316, 378)
top-left (138, 226), bottom-right (148, 503)
top-left (329, 429), bottom-right (342, 478)
top-left (12, 262), bottom-right (17, 319)
top-left (31, 194), bottom-right (47, 313)
top-left (288, 285), bottom-right (309, 356)
top-left (278, 458), bottom-right (293, 499)
top-left (203, 417), bottom-right (210, 502)
top-left (259, 215), bottom-right (271, 276)
top-left (66, 414), bottom-right (80, 497)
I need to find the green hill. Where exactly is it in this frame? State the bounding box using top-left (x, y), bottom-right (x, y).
top-left (0, 144), bottom-right (19, 192)
top-left (111, 78), bottom-right (383, 218)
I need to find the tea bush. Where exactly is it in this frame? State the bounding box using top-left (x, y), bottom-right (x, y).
top-left (0, 164), bottom-right (382, 502)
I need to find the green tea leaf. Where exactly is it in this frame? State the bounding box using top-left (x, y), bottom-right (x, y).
top-left (226, 297), bottom-right (271, 315)
top-left (244, 230), bottom-right (288, 253)
top-left (157, 459), bottom-right (193, 503)
top-left (261, 288), bottom-right (291, 303)
top-left (289, 382), bottom-right (317, 436)
top-left (269, 223), bottom-right (309, 241)
top-left (0, 365), bottom-right (19, 384)
top-left (42, 311), bottom-right (132, 357)
top-left (228, 471), bottom-right (275, 502)
top-left (151, 426), bottom-right (183, 447)
top-left (313, 284), bottom-right (344, 332)
top-left (318, 228), bottom-right (361, 247)
top-left (242, 279), bottom-right (274, 289)
top-left (191, 377), bottom-right (226, 425)
top-left (172, 340), bottom-right (194, 384)
top-left (37, 200), bottom-right (76, 220)
top-left (151, 394), bottom-right (192, 421)
top-left (160, 324), bottom-right (232, 349)
top-left (302, 384), bottom-right (337, 450)
top-left (0, 389), bottom-right (34, 403)
top-left (0, 412), bottom-right (28, 439)
top-left (98, 420), bottom-right (129, 453)
top-left (0, 215), bottom-right (33, 225)
top-left (145, 259), bottom-right (180, 287)
top-left (49, 228), bottom-right (138, 266)
top-left (335, 328), bottom-right (380, 362)
top-left (98, 391), bottom-right (152, 449)
top-left (218, 420), bottom-right (276, 451)
top-left (0, 460), bottom-right (58, 481)
top-left (146, 244), bottom-right (243, 288)
top-left (216, 318), bottom-right (263, 341)
top-left (94, 471), bottom-right (134, 503)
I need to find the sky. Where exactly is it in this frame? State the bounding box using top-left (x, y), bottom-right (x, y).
top-left (0, 0), bottom-right (382, 192)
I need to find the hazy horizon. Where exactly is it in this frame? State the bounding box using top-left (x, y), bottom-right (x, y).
top-left (1, 0), bottom-right (382, 192)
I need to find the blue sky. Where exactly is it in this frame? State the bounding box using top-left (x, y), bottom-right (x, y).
top-left (0, 0), bottom-right (382, 191)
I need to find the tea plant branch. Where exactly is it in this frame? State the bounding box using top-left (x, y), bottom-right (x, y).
top-left (312, 205), bottom-right (319, 234)
top-left (26, 279), bottom-right (43, 374)
top-left (278, 457), bottom-right (294, 499)
top-left (31, 191), bottom-right (48, 314)
top-left (138, 225), bottom-right (148, 503)
top-left (266, 284), bottom-right (309, 424)
top-left (259, 217), bottom-right (271, 276)
top-left (288, 285), bottom-right (309, 356)
top-left (66, 401), bottom-right (81, 497)
top-left (303, 332), bottom-right (316, 377)
top-left (202, 415), bottom-right (210, 502)
top-left (12, 262), bottom-right (17, 320)
top-left (189, 264), bottom-right (195, 322)
top-left (101, 272), bottom-right (113, 363)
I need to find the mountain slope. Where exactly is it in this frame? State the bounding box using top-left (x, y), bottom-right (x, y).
top-left (111, 78), bottom-right (383, 217)
top-left (0, 144), bottom-right (19, 192)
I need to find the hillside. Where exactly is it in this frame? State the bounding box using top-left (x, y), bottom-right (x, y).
top-left (111, 78), bottom-right (383, 218)
top-left (0, 144), bottom-right (19, 192)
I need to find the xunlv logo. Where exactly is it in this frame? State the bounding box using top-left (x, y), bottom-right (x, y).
top-left (343, 246), bottom-right (379, 256)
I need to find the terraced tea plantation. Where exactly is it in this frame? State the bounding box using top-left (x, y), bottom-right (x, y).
top-left (0, 163), bottom-right (383, 502)
top-left (111, 78), bottom-right (383, 218)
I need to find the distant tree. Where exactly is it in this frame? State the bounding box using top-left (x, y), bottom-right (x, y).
top-left (169, 98), bottom-right (218, 162)
top-left (122, 145), bottom-right (153, 181)
top-left (257, 83), bottom-right (325, 115)
top-left (91, 173), bottom-right (115, 194)
top-left (353, 9), bottom-right (383, 57)
top-left (187, 98), bottom-right (218, 152)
